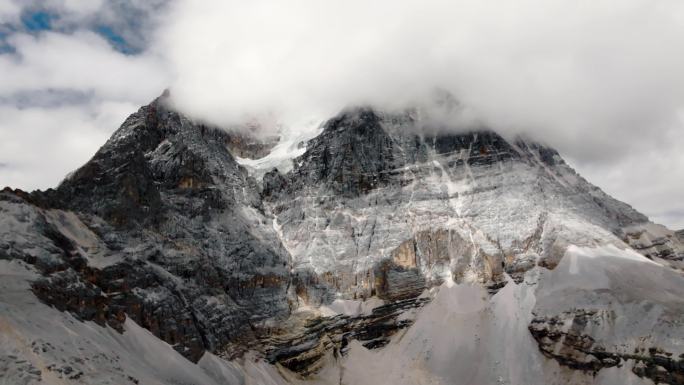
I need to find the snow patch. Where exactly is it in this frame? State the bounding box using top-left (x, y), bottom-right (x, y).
top-left (236, 117), bottom-right (324, 179)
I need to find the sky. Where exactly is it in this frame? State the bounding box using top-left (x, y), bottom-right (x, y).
top-left (0, 0), bottom-right (683, 229)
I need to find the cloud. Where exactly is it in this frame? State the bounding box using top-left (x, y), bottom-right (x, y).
top-left (2, 0), bottom-right (170, 53)
top-left (565, 112), bottom-right (684, 229)
top-left (0, 13), bottom-right (169, 191)
top-left (52, 0), bottom-right (170, 53)
top-left (0, 31), bottom-right (167, 100)
top-left (160, 0), bottom-right (684, 157)
top-left (0, 101), bottom-right (138, 190)
top-left (0, 1), bottom-right (21, 23)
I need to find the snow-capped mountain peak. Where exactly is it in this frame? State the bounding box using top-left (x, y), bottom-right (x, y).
top-left (1, 97), bottom-right (683, 385)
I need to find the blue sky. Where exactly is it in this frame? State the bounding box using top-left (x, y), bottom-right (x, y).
top-left (1, 4), bottom-right (148, 55)
top-left (21, 10), bottom-right (53, 31)
top-left (17, 10), bottom-right (134, 53)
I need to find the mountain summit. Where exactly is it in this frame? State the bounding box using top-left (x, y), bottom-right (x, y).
top-left (1, 95), bottom-right (683, 385)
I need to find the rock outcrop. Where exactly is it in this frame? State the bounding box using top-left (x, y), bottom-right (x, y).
top-left (262, 296), bottom-right (430, 376)
top-left (622, 223), bottom-right (684, 269)
top-left (1, 93), bottom-right (291, 363)
top-left (530, 310), bottom-right (684, 384)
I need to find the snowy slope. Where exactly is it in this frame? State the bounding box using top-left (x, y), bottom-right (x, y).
top-left (276, 245), bottom-right (683, 385)
top-left (0, 259), bottom-right (288, 385)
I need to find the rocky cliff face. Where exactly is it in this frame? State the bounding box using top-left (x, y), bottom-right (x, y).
top-left (2, 94), bottom-right (291, 364)
top-left (262, 106), bottom-right (680, 299)
top-left (676, 229), bottom-right (684, 243)
top-left (1, 96), bottom-right (683, 385)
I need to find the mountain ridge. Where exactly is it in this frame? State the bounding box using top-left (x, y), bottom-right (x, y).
top-left (1, 94), bottom-right (684, 385)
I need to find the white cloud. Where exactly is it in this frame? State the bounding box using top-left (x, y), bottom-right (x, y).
top-left (0, 31), bottom-right (167, 101)
top-left (160, 0), bottom-right (684, 154)
top-left (0, 28), bottom-right (168, 191)
top-left (0, 0), bottom-right (21, 23)
top-left (0, 101), bottom-right (137, 190)
top-left (567, 113), bottom-right (684, 229)
top-left (49, 0), bottom-right (105, 18)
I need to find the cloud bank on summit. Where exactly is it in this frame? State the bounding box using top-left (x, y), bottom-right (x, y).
top-left (1, 0), bottom-right (684, 228)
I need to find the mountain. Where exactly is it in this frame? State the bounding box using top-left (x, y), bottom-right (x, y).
top-left (1, 93), bottom-right (683, 385)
